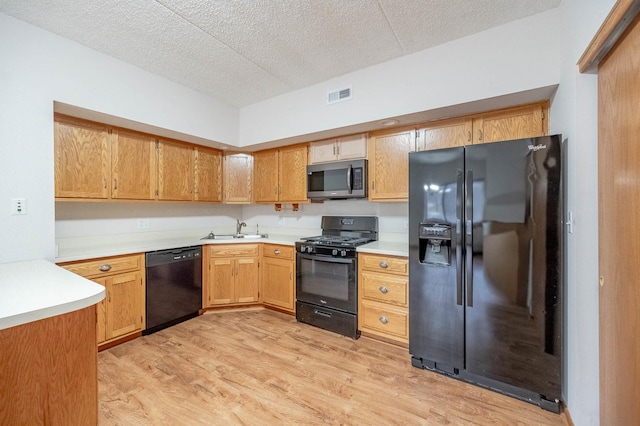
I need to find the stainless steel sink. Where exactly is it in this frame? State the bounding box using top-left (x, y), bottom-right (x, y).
top-left (200, 232), bottom-right (268, 240)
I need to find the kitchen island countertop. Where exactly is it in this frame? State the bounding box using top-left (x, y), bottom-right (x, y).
top-left (0, 259), bottom-right (105, 330)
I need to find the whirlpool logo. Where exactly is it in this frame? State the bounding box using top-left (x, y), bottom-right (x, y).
top-left (528, 144), bottom-right (547, 152)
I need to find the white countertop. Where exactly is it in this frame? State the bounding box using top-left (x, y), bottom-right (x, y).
top-left (55, 234), bottom-right (305, 263)
top-left (357, 241), bottom-right (408, 257)
top-left (0, 259), bottom-right (105, 330)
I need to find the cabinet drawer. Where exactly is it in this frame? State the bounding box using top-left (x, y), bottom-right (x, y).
top-left (361, 271), bottom-right (408, 306)
top-left (360, 301), bottom-right (408, 340)
top-left (209, 244), bottom-right (259, 257)
top-left (262, 244), bottom-right (294, 260)
top-left (360, 254), bottom-right (408, 275)
top-left (60, 254), bottom-right (142, 278)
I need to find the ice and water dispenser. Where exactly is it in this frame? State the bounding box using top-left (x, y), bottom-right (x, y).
top-left (418, 223), bottom-right (452, 266)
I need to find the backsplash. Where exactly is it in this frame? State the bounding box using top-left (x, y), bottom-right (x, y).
top-left (55, 199), bottom-right (408, 241)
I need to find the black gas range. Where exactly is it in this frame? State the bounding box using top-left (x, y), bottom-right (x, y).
top-left (295, 216), bottom-right (378, 339)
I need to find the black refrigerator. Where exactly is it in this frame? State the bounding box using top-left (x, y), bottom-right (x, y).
top-left (408, 135), bottom-right (563, 412)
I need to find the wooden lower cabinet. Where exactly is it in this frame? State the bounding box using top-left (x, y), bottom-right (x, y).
top-left (58, 253), bottom-right (145, 347)
top-left (261, 244), bottom-right (295, 313)
top-left (358, 253), bottom-right (409, 345)
top-left (205, 244), bottom-right (260, 306)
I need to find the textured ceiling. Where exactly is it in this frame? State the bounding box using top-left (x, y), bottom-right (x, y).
top-left (0, 0), bottom-right (561, 107)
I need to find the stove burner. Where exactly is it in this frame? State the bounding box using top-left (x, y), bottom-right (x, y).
top-left (301, 235), bottom-right (373, 247)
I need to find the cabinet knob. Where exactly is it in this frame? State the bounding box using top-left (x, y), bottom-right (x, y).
top-left (274, 249), bottom-right (280, 255)
top-left (379, 316), bottom-right (389, 324)
top-left (99, 264), bottom-right (112, 272)
top-left (378, 286), bottom-right (389, 294)
top-left (379, 261), bottom-right (388, 269)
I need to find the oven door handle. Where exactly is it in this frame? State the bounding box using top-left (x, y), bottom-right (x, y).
top-left (296, 253), bottom-right (355, 264)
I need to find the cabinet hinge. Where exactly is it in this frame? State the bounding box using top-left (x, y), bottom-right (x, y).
top-left (541, 111), bottom-right (545, 120)
top-left (155, 141), bottom-right (159, 150)
top-left (155, 190), bottom-right (159, 196)
top-left (415, 129), bottom-right (419, 139)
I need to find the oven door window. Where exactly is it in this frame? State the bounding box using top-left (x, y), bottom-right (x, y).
top-left (297, 255), bottom-right (356, 312)
top-left (308, 169), bottom-right (348, 192)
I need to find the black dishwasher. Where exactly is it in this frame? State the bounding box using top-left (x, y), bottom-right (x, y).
top-left (144, 245), bottom-right (202, 335)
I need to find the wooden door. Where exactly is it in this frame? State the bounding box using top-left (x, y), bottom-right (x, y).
top-left (261, 257), bottom-right (294, 310)
top-left (597, 12), bottom-right (640, 425)
top-left (309, 139), bottom-right (337, 163)
top-left (111, 130), bottom-right (157, 200)
top-left (223, 153), bottom-right (253, 203)
top-left (194, 146), bottom-right (222, 202)
top-left (417, 117), bottom-right (472, 151)
top-left (336, 134), bottom-right (367, 160)
top-left (54, 117), bottom-right (110, 199)
top-left (235, 258), bottom-right (259, 303)
top-left (105, 271), bottom-right (143, 340)
top-left (279, 144), bottom-right (308, 202)
top-left (253, 149), bottom-right (279, 202)
top-left (368, 127), bottom-right (416, 201)
top-left (158, 139), bottom-right (194, 201)
top-left (209, 258), bottom-right (234, 305)
top-left (472, 103), bottom-right (547, 144)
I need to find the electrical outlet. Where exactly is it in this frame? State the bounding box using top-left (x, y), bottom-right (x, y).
top-left (11, 198), bottom-right (27, 215)
top-left (137, 219), bottom-right (150, 229)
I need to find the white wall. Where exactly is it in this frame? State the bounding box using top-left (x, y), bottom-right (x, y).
top-left (551, 0), bottom-right (616, 424)
top-left (0, 12), bottom-right (238, 263)
top-left (239, 9), bottom-right (561, 146)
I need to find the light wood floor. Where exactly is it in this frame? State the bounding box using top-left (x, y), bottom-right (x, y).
top-left (98, 309), bottom-right (567, 425)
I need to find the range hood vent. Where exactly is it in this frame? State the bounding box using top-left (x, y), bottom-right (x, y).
top-left (326, 86), bottom-right (352, 104)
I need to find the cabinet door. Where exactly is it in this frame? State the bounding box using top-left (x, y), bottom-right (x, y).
top-left (111, 130), bottom-right (157, 200)
top-left (209, 259), bottom-right (235, 305)
top-left (262, 257), bottom-right (294, 311)
top-left (195, 146), bottom-right (222, 202)
top-left (235, 258), bottom-right (260, 303)
top-left (309, 139), bottom-right (337, 163)
top-left (278, 144), bottom-right (308, 202)
top-left (253, 149), bottom-right (279, 202)
top-left (368, 127), bottom-right (416, 201)
top-left (472, 103), bottom-right (547, 144)
top-left (105, 271), bottom-right (144, 340)
top-left (93, 277), bottom-right (107, 344)
top-left (417, 117), bottom-right (472, 151)
top-left (223, 153), bottom-right (253, 203)
top-left (54, 118), bottom-right (110, 199)
top-left (158, 139), bottom-right (194, 201)
top-left (336, 134), bottom-right (367, 160)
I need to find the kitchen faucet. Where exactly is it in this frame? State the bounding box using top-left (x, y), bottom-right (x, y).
top-left (236, 219), bottom-right (246, 235)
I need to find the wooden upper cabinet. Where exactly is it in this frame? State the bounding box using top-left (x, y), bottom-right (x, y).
top-left (417, 117), bottom-right (473, 151)
top-left (252, 144), bottom-right (308, 203)
top-left (54, 116), bottom-right (110, 199)
top-left (253, 149), bottom-right (279, 202)
top-left (310, 134), bottom-right (366, 163)
top-left (278, 144), bottom-right (308, 203)
top-left (157, 139), bottom-right (194, 201)
top-left (194, 146), bottom-right (222, 202)
top-left (472, 103), bottom-right (547, 144)
top-left (223, 152), bottom-right (253, 203)
top-left (111, 130), bottom-right (157, 200)
top-left (367, 127), bottom-right (416, 202)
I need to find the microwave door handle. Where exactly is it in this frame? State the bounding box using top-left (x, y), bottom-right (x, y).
top-left (347, 164), bottom-right (353, 194)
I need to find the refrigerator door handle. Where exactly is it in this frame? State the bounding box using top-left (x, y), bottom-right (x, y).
top-left (466, 169), bottom-right (474, 308)
top-left (456, 170), bottom-right (463, 306)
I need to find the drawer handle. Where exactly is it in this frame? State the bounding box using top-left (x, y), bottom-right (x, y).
top-left (99, 264), bottom-right (112, 272)
top-left (379, 316), bottom-right (389, 324)
top-left (379, 261), bottom-right (388, 269)
top-left (378, 286), bottom-right (389, 294)
top-left (274, 249), bottom-right (280, 255)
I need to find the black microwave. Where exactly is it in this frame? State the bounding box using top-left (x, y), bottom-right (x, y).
top-left (306, 159), bottom-right (367, 200)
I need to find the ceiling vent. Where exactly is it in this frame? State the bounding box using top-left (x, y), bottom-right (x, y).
top-left (326, 86), bottom-right (352, 105)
